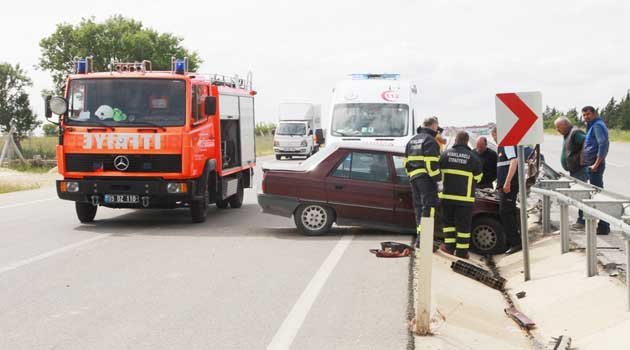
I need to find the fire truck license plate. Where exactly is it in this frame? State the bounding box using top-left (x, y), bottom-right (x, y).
top-left (104, 194), bottom-right (140, 204)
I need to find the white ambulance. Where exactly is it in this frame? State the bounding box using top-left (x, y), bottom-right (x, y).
top-left (327, 74), bottom-right (419, 147)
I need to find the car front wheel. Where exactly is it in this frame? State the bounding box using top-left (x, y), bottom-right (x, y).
top-left (294, 203), bottom-right (334, 236)
top-left (471, 216), bottom-right (507, 255)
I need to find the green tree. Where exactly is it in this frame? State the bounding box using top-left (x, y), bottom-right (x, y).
top-left (38, 15), bottom-right (202, 92)
top-left (0, 63), bottom-right (40, 147)
top-left (42, 123), bottom-right (59, 137)
top-left (600, 97), bottom-right (619, 128)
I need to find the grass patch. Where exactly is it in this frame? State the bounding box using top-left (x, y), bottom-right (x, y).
top-left (545, 127), bottom-right (630, 142)
top-left (7, 163), bottom-right (54, 174)
top-left (0, 182), bottom-right (40, 194)
top-left (19, 136), bottom-right (57, 159)
top-left (256, 135), bottom-right (274, 156)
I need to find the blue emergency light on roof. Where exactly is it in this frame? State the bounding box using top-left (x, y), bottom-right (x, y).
top-left (172, 57), bottom-right (188, 74)
top-left (77, 59), bottom-right (87, 74)
top-left (350, 73), bottom-right (400, 80)
top-left (73, 56), bottom-right (92, 74)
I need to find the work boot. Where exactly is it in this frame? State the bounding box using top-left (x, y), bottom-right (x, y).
top-left (439, 243), bottom-right (454, 255)
top-left (454, 250), bottom-right (469, 259)
top-left (505, 245), bottom-right (522, 255)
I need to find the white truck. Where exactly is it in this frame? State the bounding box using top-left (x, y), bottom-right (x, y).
top-left (327, 73), bottom-right (419, 147)
top-left (273, 103), bottom-right (324, 160)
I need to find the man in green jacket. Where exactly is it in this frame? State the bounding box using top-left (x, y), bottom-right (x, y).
top-left (554, 117), bottom-right (587, 227)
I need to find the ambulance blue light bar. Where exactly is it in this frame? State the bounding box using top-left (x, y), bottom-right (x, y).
top-left (349, 73), bottom-right (400, 80)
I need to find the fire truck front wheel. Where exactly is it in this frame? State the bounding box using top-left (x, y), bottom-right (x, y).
top-left (190, 178), bottom-right (209, 223)
top-left (76, 202), bottom-right (97, 223)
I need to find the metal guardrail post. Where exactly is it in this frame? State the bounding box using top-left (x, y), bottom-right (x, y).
top-left (415, 216), bottom-right (434, 336)
top-left (543, 194), bottom-right (551, 234)
top-left (518, 146), bottom-right (531, 281)
top-left (560, 203), bottom-right (569, 254)
top-left (626, 239), bottom-right (630, 312)
top-left (585, 216), bottom-right (598, 277)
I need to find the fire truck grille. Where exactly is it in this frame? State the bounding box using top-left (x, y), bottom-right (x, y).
top-left (65, 154), bottom-right (182, 173)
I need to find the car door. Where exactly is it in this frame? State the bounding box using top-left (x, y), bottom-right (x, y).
top-left (392, 155), bottom-right (416, 230)
top-left (326, 151), bottom-right (395, 225)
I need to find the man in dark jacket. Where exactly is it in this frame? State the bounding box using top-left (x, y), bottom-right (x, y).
top-left (554, 116), bottom-right (587, 227)
top-left (438, 131), bottom-right (483, 259)
top-left (492, 127), bottom-right (522, 255)
top-left (474, 136), bottom-right (497, 189)
top-left (581, 106), bottom-right (611, 234)
top-left (405, 117), bottom-right (441, 241)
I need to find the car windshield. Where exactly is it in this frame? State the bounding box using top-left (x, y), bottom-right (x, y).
top-left (276, 122), bottom-right (307, 136)
top-left (65, 78), bottom-right (186, 126)
top-left (331, 103), bottom-right (409, 137)
top-left (298, 144), bottom-right (339, 171)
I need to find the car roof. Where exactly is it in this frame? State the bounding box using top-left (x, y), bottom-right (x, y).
top-left (330, 141), bottom-right (405, 155)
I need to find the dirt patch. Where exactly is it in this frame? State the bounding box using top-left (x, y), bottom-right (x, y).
top-left (0, 167), bottom-right (60, 194)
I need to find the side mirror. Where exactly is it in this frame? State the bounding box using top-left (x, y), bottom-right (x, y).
top-left (315, 129), bottom-right (325, 145)
top-left (205, 96), bottom-right (217, 116)
top-left (45, 96), bottom-right (68, 117)
top-left (308, 129), bottom-right (313, 136)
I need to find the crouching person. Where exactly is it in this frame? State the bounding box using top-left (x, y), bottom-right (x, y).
top-left (439, 131), bottom-right (483, 259)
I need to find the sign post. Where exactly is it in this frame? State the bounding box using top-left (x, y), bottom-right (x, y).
top-left (495, 91), bottom-right (543, 282)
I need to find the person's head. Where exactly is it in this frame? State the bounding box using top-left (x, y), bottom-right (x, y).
top-left (581, 106), bottom-right (597, 123)
top-left (476, 136), bottom-right (488, 153)
top-left (423, 117), bottom-right (439, 132)
top-left (554, 116), bottom-right (572, 135)
top-left (455, 131), bottom-right (469, 147)
top-left (491, 126), bottom-right (497, 143)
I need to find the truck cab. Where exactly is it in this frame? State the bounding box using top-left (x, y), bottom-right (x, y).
top-left (273, 103), bottom-right (323, 160)
top-left (327, 74), bottom-right (418, 147)
top-left (46, 57), bottom-right (256, 223)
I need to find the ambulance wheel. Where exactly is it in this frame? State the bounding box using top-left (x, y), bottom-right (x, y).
top-left (275, 155), bottom-right (282, 160)
top-left (294, 203), bottom-right (335, 236)
top-left (228, 180), bottom-right (244, 209)
top-left (190, 182), bottom-right (209, 223)
top-left (471, 216), bottom-right (507, 255)
top-left (76, 202), bottom-right (97, 223)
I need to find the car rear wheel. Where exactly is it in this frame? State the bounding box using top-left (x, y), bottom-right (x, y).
top-left (294, 203), bottom-right (334, 236)
top-left (275, 155), bottom-right (281, 160)
top-left (471, 216), bottom-right (507, 255)
top-left (76, 202), bottom-right (97, 223)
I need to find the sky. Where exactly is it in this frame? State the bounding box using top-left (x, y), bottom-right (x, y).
top-left (2, 0), bottom-right (630, 129)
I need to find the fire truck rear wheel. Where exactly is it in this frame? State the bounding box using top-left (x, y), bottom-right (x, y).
top-left (75, 202), bottom-right (97, 223)
top-left (228, 180), bottom-right (244, 209)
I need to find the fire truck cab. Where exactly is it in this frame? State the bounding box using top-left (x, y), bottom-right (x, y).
top-left (45, 57), bottom-right (257, 223)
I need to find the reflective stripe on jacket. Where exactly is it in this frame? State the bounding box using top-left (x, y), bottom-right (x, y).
top-left (438, 144), bottom-right (483, 205)
top-left (405, 128), bottom-right (441, 182)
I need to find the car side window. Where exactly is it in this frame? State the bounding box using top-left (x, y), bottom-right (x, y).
top-left (332, 153), bottom-right (352, 178)
top-left (331, 152), bottom-right (391, 183)
top-left (393, 156), bottom-right (409, 185)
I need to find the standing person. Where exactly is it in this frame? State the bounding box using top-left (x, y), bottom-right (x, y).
top-left (581, 106), bottom-right (611, 234)
top-left (438, 131), bottom-right (483, 259)
top-left (491, 127), bottom-right (521, 254)
top-left (474, 136), bottom-right (498, 189)
top-left (554, 116), bottom-right (588, 227)
top-left (406, 117), bottom-right (442, 243)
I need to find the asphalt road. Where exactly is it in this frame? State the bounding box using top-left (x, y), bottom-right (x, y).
top-left (0, 157), bottom-right (413, 350)
top-left (541, 134), bottom-right (630, 196)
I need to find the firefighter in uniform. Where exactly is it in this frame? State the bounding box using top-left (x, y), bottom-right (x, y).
top-left (438, 131), bottom-right (483, 259)
top-left (405, 117), bottom-right (442, 242)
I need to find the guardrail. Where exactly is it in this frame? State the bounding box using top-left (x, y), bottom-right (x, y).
top-left (533, 161), bottom-right (630, 310)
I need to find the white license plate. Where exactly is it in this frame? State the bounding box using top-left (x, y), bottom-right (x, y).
top-left (104, 194), bottom-right (140, 204)
top-left (283, 147), bottom-right (296, 151)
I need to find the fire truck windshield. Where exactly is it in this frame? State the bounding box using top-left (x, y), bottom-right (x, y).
top-left (331, 103), bottom-right (408, 137)
top-left (66, 78), bottom-right (186, 126)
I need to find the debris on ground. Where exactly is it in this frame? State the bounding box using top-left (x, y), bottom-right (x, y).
top-left (505, 307), bottom-right (536, 330)
top-left (450, 260), bottom-right (506, 291)
top-left (369, 241), bottom-right (412, 258)
top-left (546, 335), bottom-right (571, 350)
top-left (516, 291), bottom-right (526, 299)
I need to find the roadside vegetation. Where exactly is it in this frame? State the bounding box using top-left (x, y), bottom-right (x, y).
top-left (255, 135), bottom-right (274, 156)
top-left (0, 183), bottom-right (40, 194)
top-left (544, 127), bottom-right (630, 142)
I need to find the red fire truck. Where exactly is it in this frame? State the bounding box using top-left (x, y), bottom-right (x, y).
top-left (45, 57), bottom-right (257, 223)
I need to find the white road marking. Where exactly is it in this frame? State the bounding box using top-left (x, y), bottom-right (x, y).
top-left (0, 234), bottom-right (111, 275)
top-left (267, 235), bottom-right (354, 350)
top-left (0, 197), bottom-right (57, 209)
